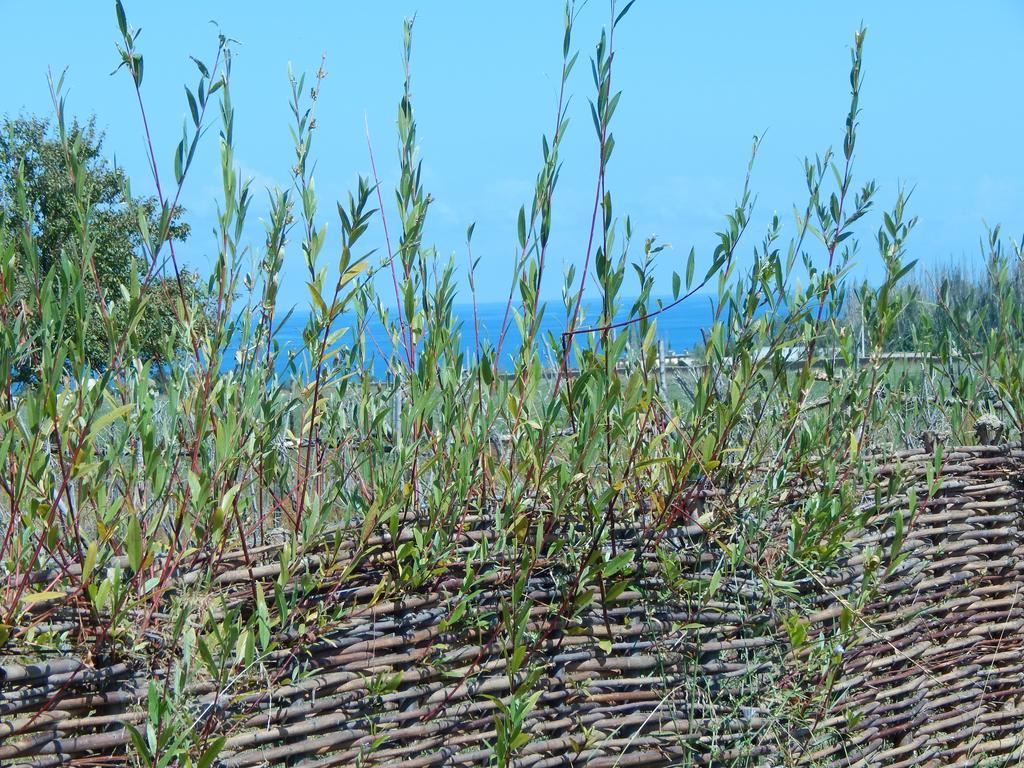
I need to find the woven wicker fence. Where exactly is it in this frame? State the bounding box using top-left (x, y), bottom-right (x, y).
top-left (2, 443), bottom-right (1022, 767)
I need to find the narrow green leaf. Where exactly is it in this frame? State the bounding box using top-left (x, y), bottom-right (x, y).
top-left (197, 737), bottom-right (226, 768)
top-left (89, 404), bottom-right (131, 438)
top-left (126, 516), bottom-right (142, 572)
top-left (82, 541), bottom-right (98, 584)
top-left (21, 591), bottom-right (65, 605)
top-left (115, 1), bottom-right (128, 37)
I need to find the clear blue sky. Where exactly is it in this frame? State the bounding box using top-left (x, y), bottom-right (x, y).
top-left (4, 2), bottom-right (1022, 306)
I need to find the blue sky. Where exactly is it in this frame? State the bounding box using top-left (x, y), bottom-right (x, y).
top-left (4, 2), bottom-right (1022, 306)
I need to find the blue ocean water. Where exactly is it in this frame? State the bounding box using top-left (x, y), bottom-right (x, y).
top-left (227, 297), bottom-right (714, 377)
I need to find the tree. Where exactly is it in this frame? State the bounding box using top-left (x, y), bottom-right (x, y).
top-left (0, 114), bottom-right (207, 377)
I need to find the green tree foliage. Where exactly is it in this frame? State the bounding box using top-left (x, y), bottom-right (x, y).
top-left (0, 114), bottom-right (205, 377)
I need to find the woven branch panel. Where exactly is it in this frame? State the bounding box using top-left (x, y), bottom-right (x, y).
top-left (2, 444), bottom-right (1022, 767)
top-left (800, 445), bottom-right (1024, 767)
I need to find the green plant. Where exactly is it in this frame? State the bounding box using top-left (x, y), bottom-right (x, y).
top-left (0, 3), bottom-right (1019, 766)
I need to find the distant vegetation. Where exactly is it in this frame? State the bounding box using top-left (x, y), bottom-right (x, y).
top-left (0, 115), bottom-right (209, 380)
top-left (0, 1), bottom-right (1020, 765)
top-left (844, 232), bottom-right (1024, 354)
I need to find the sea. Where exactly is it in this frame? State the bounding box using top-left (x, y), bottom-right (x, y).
top-left (226, 297), bottom-right (715, 377)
